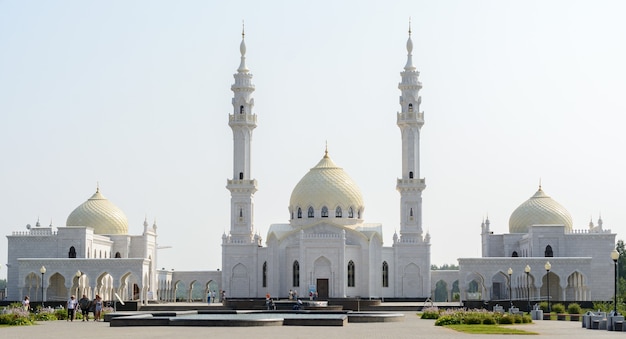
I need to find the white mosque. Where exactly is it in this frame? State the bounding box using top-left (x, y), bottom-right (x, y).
top-left (4, 29), bottom-right (618, 305)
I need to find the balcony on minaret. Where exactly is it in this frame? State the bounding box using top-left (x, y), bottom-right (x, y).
top-left (396, 178), bottom-right (426, 191)
top-left (397, 111), bottom-right (424, 127)
top-left (229, 113), bottom-right (257, 125)
top-left (226, 178), bottom-right (258, 192)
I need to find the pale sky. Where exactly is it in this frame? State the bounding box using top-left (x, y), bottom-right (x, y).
top-left (1, 1), bottom-right (626, 280)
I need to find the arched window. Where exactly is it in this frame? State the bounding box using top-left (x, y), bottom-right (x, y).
top-left (240, 105), bottom-right (244, 114)
top-left (348, 207), bottom-right (354, 218)
top-left (262, 262), bottom-right (268, 288)
top-left (87, 248), bottom-right (90, 258)
top-left (408, 103), bottom-right (413, 112)
top-left (239, 172), bottom-right (244, 180)
top-left (99, 250), bottom-right (102, 258)
top-left (115, 252), bottom-right (121, 258)
top-left (348, 260), bottom-right (355, 287)
top-left (239, 208), bottom-right (243, 218)
top-left (409, 171), bottom-right (414, 179)
top-left (382, 261), bottom-right (389, 287)
top-left (308, 207), bottom-right (314, 218)
top-left (512, 251), bottom-right (519, 257)
top-left (293, 261), bottom-right (300, 287)
top-left (297, 207), bottom-right (302, 219)
top-left (545, 245), bottom-right (553, 257)
top-left (410, 208), bottom-right (413, 217)
top-left (335, 207), bottom-right (342, 218)
top-left (321, 206), bottom-right (329, 217)
top-left (357, 210), bottom-right (361, 219)
top-left (68, 246), bottom-right (76, 258)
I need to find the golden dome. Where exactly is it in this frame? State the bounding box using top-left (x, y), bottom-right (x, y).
top-left (289, 151), bottom-right (364, 218)
top-left (66, 188), bottom-right (129, 234)
top-left (508, 187), bottom-right (573, 233)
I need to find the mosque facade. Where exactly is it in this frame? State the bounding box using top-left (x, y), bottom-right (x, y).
top-left (220, 30), bottom-right (431, 299)
top-left (4, 30), bottom-right (618, 304)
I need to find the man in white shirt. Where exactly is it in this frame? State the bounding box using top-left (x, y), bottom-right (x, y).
top-left (67, 295), bottom-right (78, 321)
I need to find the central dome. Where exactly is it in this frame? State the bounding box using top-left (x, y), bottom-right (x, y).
top-left (289, 151), bottom-right (364, 219)
top-left (66, 188), bottom-right (129, 235)
top-left (509, 187), bottom-right (573, 233)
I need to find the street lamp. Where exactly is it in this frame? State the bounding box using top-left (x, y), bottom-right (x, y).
top-left (545, 261), bottom-right (551, 314)
top-left (611, 249), bottom-right (620, 315)
top-left (40, 266), bottom-right (46, 308)
top-left (525, 265), bottom-right (531, 312)
top-left (508, 267), bottom-right (513, 309)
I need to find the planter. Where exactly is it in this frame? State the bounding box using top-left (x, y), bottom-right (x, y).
top-left (557, 314), bottom-right (566, 321)
top-left (570, 314), bottom-right (580, 322)
top-left (543, 313), bottom-right (551, 320)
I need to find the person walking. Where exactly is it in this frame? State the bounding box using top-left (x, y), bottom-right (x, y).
top-left (22, 296), bottom-right (30, 311)
top-left (66, 295), bottom-right (78, 321)
top-left (93, 295), bottom-right (103, 322)
top-left (78, 294), bottom-right (91, 321)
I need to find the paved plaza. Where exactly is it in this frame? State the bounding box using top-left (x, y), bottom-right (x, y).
top-left (2, 312), bottom-right (625, 339)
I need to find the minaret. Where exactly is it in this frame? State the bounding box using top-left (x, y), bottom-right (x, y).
top-left (396, 22), bottom-right (426, 242)
top-left (226, 26), bottom-right (258, 243)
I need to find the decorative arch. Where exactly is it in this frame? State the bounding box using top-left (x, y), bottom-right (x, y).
top-left (347, 260), bottom-right (355, 287)
top-left (308, 206), bottom-right (314, 218)
top-left (292, 261), bottom-right (300, 287)
top-left (321, 206), bottom-right (329, 218)
top-left (402, 263), bottom-right (422, 297)
top-left (231, 263), bottom-right (250, 297)
top-left (382, 261), bottom-right (389, 288)
top-left (544, 245), bottom-right (553, 257)
top-left (434, 280), bottom-right (448, 302)
top-left (335, 206), bottom-right (342, 218)
top-left (566, 271), bottom-right (588, 301)
top-left (512, 251), bottom-right (519, 257)
top-left (262, 261), bottom-right (268, 288)
top-left (68, 246), bottom-right (76, 258)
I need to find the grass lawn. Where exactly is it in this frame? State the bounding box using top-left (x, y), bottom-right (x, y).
top-left (445, 324), bottom-right (538, 335)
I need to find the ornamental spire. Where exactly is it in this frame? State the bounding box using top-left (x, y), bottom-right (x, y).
top-left (238, 21), bottom-right (249, 73)
top-left (404, 18), bottom-right (415, 71)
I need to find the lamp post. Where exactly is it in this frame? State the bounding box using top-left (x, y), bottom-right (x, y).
top-left (525, 265), bottom-right (531, 312)
top-left (40, 266), bottom-right (46, 308)
top-left (545, 261), bottom-right (551, 314)
top-left (508, 267), bottom-right (513, 309)
top-left (611, 249), bottom-right (620, 315)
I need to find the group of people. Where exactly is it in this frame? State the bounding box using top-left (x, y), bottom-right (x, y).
top-left (66, 294), bottom-right (103, 322)
top-left (21, 294), bottom-right (103, 321)
top-left (207, 290), bottom-right (226, 304)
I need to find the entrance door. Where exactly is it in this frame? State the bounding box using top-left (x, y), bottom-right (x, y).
top-left (317, 279), bottom-right (329, 300)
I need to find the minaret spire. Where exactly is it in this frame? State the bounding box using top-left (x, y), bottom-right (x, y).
top-left (404, 18), bottom-right (416, 71)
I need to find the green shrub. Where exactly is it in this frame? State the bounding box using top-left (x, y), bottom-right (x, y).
top-left (567, 303), bottom-right (582, 314)
top-left (420, 306), bottom-right (440, 319)
top-left (482, 316), bottom-right (496, 325)
top-left (512, 314), bottom-right (524, 323)
top-left (421, 311), bottom-right (439, 319)
top-left (522, 315), bottom-right (532, 323)
top-left (54, 308), bottom-right (68, 320)
top-left (538, 301), bottom-right (549, 312)
top-left (0, 311), bottom-right (34, 326)
top-left (498, 315), bottom-right (514, 324)
top-left (435, 315), bottom-right (461, 326)
top-left (463, 315), bottom-right (482, 324)
top-left (552, 303), bottom-right (566, 314)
